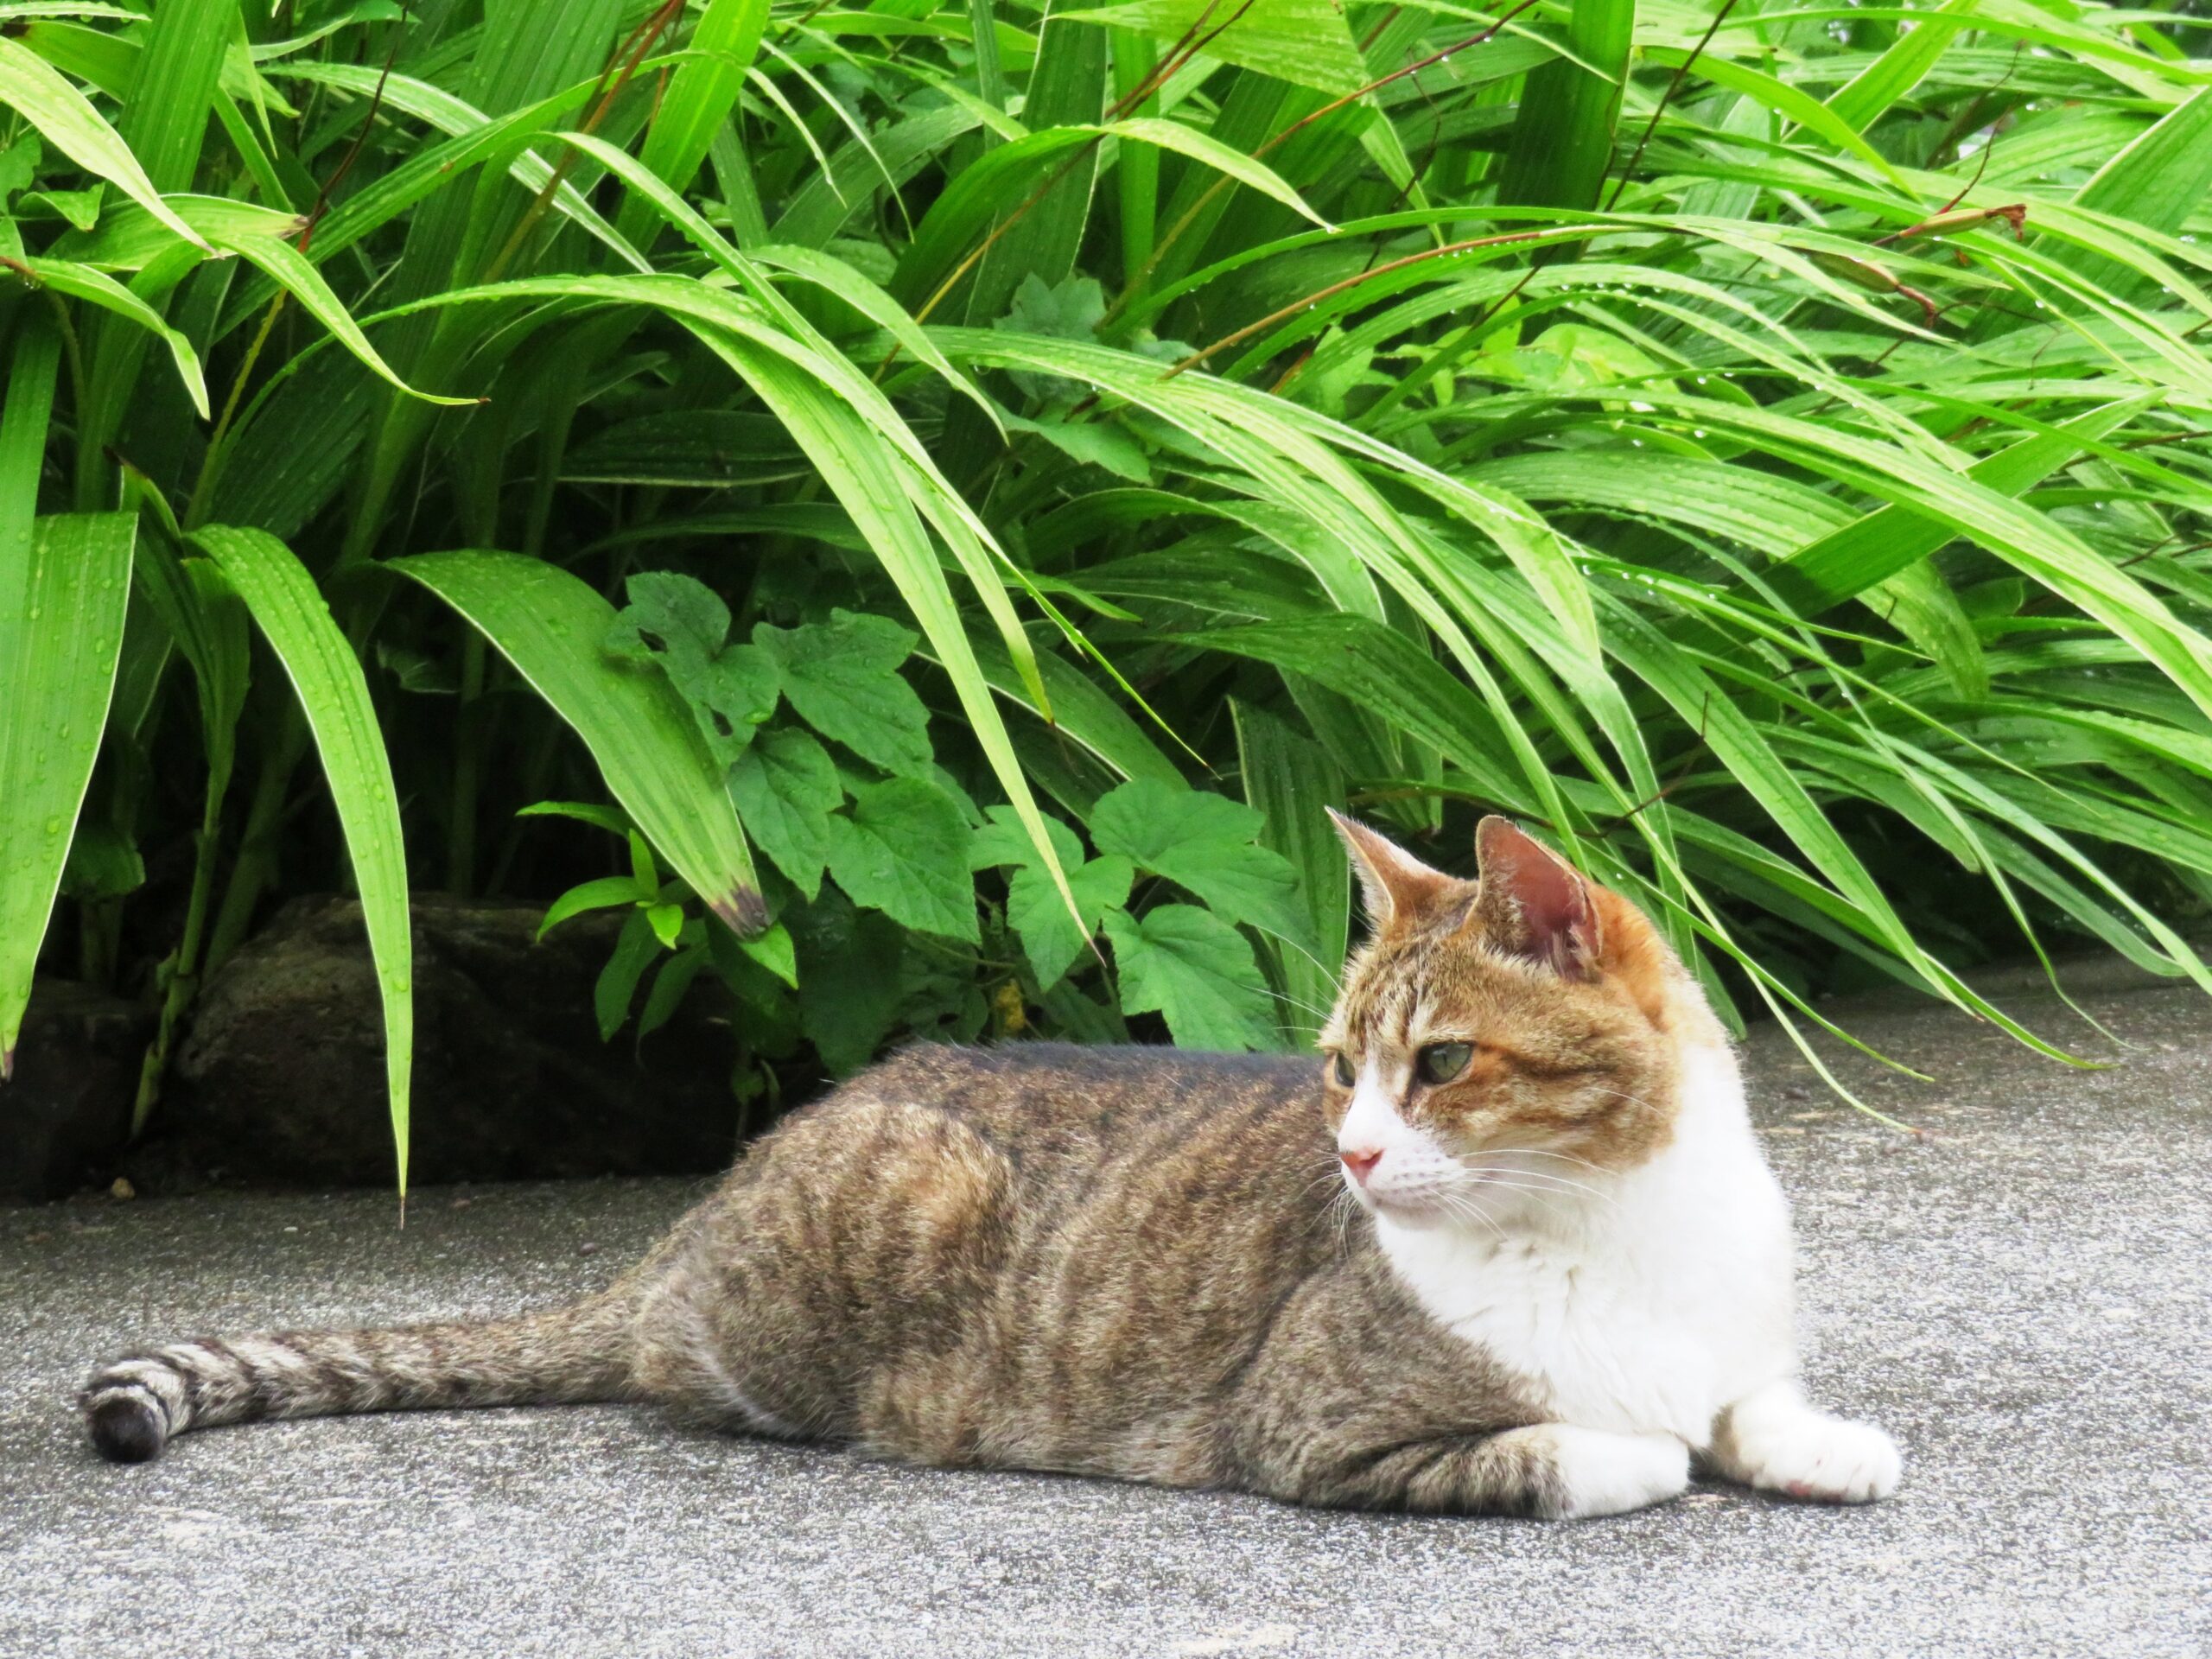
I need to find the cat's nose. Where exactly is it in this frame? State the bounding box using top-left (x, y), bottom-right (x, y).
top-left (1339, 1147), bottom-right (1382, 1184)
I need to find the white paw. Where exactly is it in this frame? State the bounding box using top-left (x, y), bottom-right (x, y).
top-left (1537, 1425), bottom-right (1690, 1519)
top-left (1717, 1382), bottom-right (1902, 1503)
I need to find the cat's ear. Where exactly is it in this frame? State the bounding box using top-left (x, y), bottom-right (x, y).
top-left (1327, 810), bottom-right (1460, 932)
top-left (1470, 816), bottom-right (1603, 980)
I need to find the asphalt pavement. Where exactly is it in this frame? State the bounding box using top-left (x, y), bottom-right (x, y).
top-left (3, 960), bottom-right (2208, 1656)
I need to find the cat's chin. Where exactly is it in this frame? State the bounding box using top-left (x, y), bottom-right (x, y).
top-left (1359, 1190), bottom-right (1455, 1230)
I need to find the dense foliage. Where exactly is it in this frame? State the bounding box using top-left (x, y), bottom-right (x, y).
top-left (3, 0), bottom-right (2209, 1182)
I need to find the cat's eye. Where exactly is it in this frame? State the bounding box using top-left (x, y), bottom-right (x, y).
top-left (1415, 1042), bottom-right (1475, 1085)
top-left (1329, 1051), bottom-right (1356, 1088)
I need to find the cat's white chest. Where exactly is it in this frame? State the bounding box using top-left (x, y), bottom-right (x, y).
top-left (1375, 1052), bottom-right (1796, 1447)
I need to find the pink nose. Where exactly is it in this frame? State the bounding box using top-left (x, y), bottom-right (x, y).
top-left (1340, 1147), bottom-right (1382, 1184)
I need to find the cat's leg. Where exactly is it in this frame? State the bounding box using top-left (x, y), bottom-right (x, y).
top-left (1294, 1424), bottom-right (1690, 1519)
top-left (1707, 1378), bottom-right (1901, 1503)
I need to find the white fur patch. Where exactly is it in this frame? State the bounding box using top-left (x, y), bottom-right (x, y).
top-left (1371, 1041), bottom-right (1800, 1450)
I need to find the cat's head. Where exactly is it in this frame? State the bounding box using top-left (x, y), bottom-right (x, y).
top-left (1317, 813), bottom-right (1721, 1225)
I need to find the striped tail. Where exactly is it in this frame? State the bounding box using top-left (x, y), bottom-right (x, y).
top-left (80, 1286), bottom-right (640, 1464)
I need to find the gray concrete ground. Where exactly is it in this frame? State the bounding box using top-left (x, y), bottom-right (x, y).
top-left (4, 965), bottom-right (2209, 1657)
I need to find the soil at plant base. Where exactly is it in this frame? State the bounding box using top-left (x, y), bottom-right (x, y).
top-left (1, 894), bottom-right (756, 1201)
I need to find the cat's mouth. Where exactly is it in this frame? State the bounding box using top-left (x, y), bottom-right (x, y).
top-left (1351, 1180), bottom-right (1454, 1222)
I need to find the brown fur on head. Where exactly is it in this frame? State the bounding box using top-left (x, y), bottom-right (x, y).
top-left (1319, 812), bottom-right (1715, 1187)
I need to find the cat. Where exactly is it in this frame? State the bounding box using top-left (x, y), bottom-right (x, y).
top-left (79, 813), bottom-right (1900, 1519)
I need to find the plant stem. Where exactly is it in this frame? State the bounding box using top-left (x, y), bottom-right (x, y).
top-left (447, 631), bottom-right (486, 893)
top-left (130, 761), bottom-right (230, 1135)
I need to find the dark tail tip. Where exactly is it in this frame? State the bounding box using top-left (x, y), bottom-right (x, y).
top-left (87, 1391), bottom-right (167, 1463)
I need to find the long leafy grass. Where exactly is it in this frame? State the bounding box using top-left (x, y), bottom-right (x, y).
top-left (3, 0), bottom-right (2209, 1185)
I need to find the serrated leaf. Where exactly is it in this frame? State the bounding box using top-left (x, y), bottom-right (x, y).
top-left (395, 551), bottom-right (765, 936)
top-left (607, 569), bottom-right (733, 674)
top-left (791, 891), bottom-right (907, 1072)
top-left (731, 727), bottom-right (842, 899)
top-left (999, 272), bottom-right (1106, 341)
top-left (1008, 853), bottom-right (1130, 989)
top-left (608, 570), bottom-right (782, 763)
top-left (1104, 904), bottom-right (1278, 1052)
top-left (970, 802), bottom-right (1084, 871)
top-left (823, 777), bottom-right (977, 941)
top-left (1090, 779), bottom-right (1310, 945)
top-left (755, 608), bottom-right (932, 776)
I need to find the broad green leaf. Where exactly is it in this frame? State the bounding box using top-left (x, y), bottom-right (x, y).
top-left (395, 550), bottom-right (766, 936)
top-left (190, 525), bottom-right (413, 1188)
top-left (792, 896), bottom-right (907, 1072)
top-left (607, 571), bottom-right (781, 763)
top-left (615, 0), bottom-right (769, 251)
top-left (595, 908), bottom-right (662, 1041)
top-left (11, 254), bottom-right (209, 417)
top-left (755, 610), bottom-right (933, 777)
top-left (967, 5), bottom-right (1106, 327)
top-left (971, 803), bottom-right (1085, 871)
top-left (1090, 779), bottom-right (1312, 945)
top-left (1760, 398), bottom-right (2152, 615)
top-left (1104, 904), bottom-right (1279, 1052)
top-left (1008, 854), bottom-right (1132, 988)
top-left (0, 512), bottom-right (134, 1076)
top-left (730, 727), bottom-right (842, 899)
top-left (823, 777), bottom-right (978, 942)
top-left (115, 0), bottom-right (230, 193)
top-left (0, 322), bottom-right (58, 580)
top-left (893, 119), bottom-right (1325, 308)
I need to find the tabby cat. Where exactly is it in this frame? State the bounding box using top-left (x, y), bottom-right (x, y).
top-left (80, 814), bottom-right (1900, 1518)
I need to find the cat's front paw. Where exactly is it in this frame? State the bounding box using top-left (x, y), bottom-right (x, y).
top-left (1535, 1425), bottom-right (1691, 1519)
top-left (1713, 1381), bottom-right (1902, 1504)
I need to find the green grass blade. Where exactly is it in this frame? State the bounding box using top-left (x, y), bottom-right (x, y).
top-left (0, 35), bottom-right (209, 248)
top-left (1067, 0), bottom-right (1366, 95)
top-left (392, 549), bottom-right (766, 937)
top-left (190, 525), bottom-right (414, 1190)
top-left (1234, 701), bottom-right (1346, 1045)
top-left (615, 0), bottom-right (769, 252)
top-left (1497, 0), bottom-right (1633, 222)
top-left (14, 254), bottom-right (210, 417)
top-left (0, 512), bottom-right (135, 1075)
top-left (1824, 0), bottom-right (1979, 134)
top-left (0, 322), bottom-right (59, 576)
top-left (113, 0), bottom-right (232, 194)
top-left (1759, 397), bottom-right (2152, 616)
top-left (969, 6), bottom-right (1107, 322)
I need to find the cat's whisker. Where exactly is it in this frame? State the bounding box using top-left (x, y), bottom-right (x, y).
top-left (1592, 1087), bottom-right (1669, 1118)
top-left (1269, 987), bottom-right (1340, 1020)
top-left (1485, 1147), bottom-right (1614, 1175)
top-left (1464, 1163), bottom-right (1616, 1206)
top-left (1435, 1187), bottom-right (1507, 1243)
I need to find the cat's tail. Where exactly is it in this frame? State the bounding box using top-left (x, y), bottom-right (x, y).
top-left (79, 1272), bottom-right (649, 1465)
